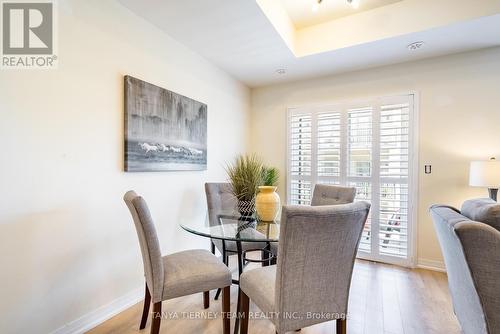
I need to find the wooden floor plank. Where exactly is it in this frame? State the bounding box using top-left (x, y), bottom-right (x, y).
top-left (381, 265), bottom-right (404, 334)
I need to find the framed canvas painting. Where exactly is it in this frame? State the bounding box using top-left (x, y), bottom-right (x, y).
top-left (124, 75), bottom-right (207, 172)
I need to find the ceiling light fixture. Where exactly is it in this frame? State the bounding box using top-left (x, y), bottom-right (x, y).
top-left (347, 0), bottom-right (360, 9)
top-left (407, 41), bottom-right (425, 51)
top-left (313, 0), bottom-right (360, 12)
top-left (276, 68), bottom-right (286, 75)
top-left (312, 0), bottom-right (322, 12)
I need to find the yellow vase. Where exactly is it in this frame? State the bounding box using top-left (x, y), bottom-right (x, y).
top-left (255, 186), bottom-right (281, 221)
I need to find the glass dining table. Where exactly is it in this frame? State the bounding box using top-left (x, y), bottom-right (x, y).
top-left (180, 213), bottom-right (280, 334)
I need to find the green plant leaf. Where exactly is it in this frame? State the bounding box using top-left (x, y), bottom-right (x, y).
top-left (225, 154), bottom-right (264, 201)
top-left (261, 166), bottom-right (279, 186)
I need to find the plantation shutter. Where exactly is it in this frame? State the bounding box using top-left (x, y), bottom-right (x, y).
top-left (378, 102), bottom-right (410, 257)
top-left (287, 94), bottom-right (416, 266)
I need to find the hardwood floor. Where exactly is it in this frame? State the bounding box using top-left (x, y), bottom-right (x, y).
top-left (88, 260), bottom-right (460, 334)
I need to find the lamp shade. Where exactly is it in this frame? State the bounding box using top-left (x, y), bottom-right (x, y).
top-left (469, 160), bottom-right (500, 188)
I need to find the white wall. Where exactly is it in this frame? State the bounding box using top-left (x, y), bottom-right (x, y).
top-left (250, 47), bottom-right (500, 269)
top-left (0, 1), bottom-right (250, 333)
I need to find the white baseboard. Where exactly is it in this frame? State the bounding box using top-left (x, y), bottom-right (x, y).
top-left (417, 258), bottom-right (446, 272)
top-left (51, 286), bottom-right (144, 334)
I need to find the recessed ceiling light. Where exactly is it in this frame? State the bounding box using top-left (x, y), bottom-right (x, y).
top-left (407, 41), bottom-right (425, 51)
top-left (276, 68), bottom-right (286, 75)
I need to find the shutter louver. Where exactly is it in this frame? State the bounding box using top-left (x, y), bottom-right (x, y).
top-left (350, 181), bottom-right (372, 252)
top-left (290, 180), bottom-right (312, 205)
top-left (317, 112), bottom-right (341, 179)
top-left (348, 108), bottom-right (372, 177)
top-left (289, 113), bottom-right (312, 205)
top-left (379, 183), bottom-right (408, 256)
top-left (380, 104), bottom-right (409, 178)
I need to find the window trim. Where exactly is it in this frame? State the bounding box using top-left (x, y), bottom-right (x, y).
top-left (285, 92), bottom-right (419, 268)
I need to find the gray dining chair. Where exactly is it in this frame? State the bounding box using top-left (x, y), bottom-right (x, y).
top-left (239, 201), bottom-right (371, 334)
top-left (124, 191), bottom-right (232, 334)
top-left (269, 184), bottom-right (357, 265)
top-left (205, 183), bottom-right (272, 296)
top-left (311, 184), bottom-right (356, 206)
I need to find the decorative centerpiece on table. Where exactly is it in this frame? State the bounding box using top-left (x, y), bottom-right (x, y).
top-left (256, 167), bottom-right (280, 221)
top-left (226, 154), bottom-right (264, 216)
top-left (226, 154), bottom-right (281, 220)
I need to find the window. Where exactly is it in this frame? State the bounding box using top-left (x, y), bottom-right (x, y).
top-left (287, 94), bottom-right (417, 266)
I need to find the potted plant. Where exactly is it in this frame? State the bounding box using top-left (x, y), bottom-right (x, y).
top-left (226, 154), bottom-right (264, 216)
top-left (256, 166), bottom-right (281, 221)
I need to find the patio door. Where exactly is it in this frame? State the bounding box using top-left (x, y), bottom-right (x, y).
top-left (287, 94), bottom-right (417, 266)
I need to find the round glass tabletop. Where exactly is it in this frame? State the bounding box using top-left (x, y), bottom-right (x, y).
top-left (180, 213), bottom-right (280, 243)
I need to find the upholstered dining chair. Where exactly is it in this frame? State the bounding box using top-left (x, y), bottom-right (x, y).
top-left (430, 204), bottom-right (500, 334)
top-left (239, 202), bottom-right (371, 334)
top-left (124, 191), bottom-right (232, 334)
top-left (205, 183), bottom-right (270, 295)
top-left (269, 184), bottom-right (357, 265)
top-left (311, 184), bottom-right (356, 206)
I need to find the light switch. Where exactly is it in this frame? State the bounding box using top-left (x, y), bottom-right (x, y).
top-left (425, 165), bottom-right (432, 174)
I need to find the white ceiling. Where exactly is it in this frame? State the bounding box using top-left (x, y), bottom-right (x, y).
top-left (281, 0), bottom-right (402, 28)
top-left (118, 0), bottom-right (500, 87)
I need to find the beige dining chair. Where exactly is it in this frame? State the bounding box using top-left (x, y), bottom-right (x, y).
top-left (124, 191), bottom-right (232, 334)
top-left (310, 184), bottom-right (357, 206)
top-left (239, 201), bottom-right (371, 334)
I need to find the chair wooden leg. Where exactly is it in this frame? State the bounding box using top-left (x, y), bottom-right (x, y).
top-left (203, 291), bottom-right (210, 309)
top-left (150, 302), bottom-right (162, 334)
top-left (240, 290), bottom-right (250, 334)
top-left (336, 319), bottom-right (346, 334)
top-left (139, 283), bottom-right (151, 330)
top-left (222, 286), bottom-right (231, 334)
